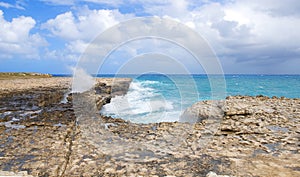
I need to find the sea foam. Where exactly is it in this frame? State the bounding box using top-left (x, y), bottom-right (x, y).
top-left (101, 80), bottom-right (178, 123)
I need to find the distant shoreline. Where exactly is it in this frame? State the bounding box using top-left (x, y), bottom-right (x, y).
top-left (1, 72), bottom-right (299, 79)
top-left (52, 73), bottom-right (300, 77)
top-left (0, 72), bottom-right (52, 80)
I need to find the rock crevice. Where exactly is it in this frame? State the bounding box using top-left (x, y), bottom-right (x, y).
top-left (0, 78), bottom-right (299, 176)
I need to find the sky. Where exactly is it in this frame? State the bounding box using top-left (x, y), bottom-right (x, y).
top-left (0, 0), bottom-right (300, 74)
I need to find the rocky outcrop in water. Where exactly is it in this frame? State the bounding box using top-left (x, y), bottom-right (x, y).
top-left (0, 77), bottom-right (299, 177)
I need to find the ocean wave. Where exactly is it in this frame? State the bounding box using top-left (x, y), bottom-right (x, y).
top-left (101, 79), bottom-right (178, 123)
top-left (140, 80), bottom-right (160, 85)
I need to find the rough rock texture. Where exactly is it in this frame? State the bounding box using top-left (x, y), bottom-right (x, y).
top-left (0, 77), bottom-right (299, 177)
top-left (206, 171), bottom-right (234, 177)
top-left (180, 100), bottom-right (224, 123)
top-left (181, 95), bottom-right (300, 177)
top-left (0, 77), bottom-right (131, 176)
top-left (0, 72), bottom-right (52, 80)
top-left (0, 170), bottom-right (33, 176)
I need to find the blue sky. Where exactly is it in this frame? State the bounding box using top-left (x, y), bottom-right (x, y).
top-left (0, 0), bottom-right (300, 74)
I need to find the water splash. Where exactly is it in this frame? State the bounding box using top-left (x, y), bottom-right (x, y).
top-left (72, 68), bottom-right (95, 93)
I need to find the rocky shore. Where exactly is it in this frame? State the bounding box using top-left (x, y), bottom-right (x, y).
top-left (0, 72), bottom-right (52, 80)
top-left (0, 77), bottom-right (299, 176)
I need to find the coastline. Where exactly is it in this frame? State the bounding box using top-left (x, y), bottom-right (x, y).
top-left (0, 76), bottom-right (299, 176)
top-left (0, 72), bottom-right (52, 80)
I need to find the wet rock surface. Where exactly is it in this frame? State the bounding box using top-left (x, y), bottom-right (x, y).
top-left (0, 78), bottom-right (299, 177)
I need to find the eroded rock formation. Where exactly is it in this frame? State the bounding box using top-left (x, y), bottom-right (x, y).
top-left (0, 78), bottom-right (299, 176)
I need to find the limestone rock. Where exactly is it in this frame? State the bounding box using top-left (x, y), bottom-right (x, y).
top-left (1, 77), bottom-right (299, 177)
top-left (0, 170), bottom-right (33, 177)
top-left (206, 171), bottom-right (235, 177)
top-left (180, 100), bottom-right (224, 123)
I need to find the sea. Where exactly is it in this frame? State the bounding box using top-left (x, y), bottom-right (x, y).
top-left (54, 74), bottom-right (300, 123)
top-left (99, 74), bottom-right (300, 123)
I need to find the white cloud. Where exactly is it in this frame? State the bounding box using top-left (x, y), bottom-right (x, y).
top-left (0, 2), bottom-right (13, 8)
top-left (0, 1), bottom-right (25, 10)
top-left (151, 1), bottom-right (300, 70)
top-left (121, 0), bottom-right (300, 73)
top-left (43, 12), bottom-right (80, 40)
top-left (84, 0), bottom-right (122, 6)
top-left (40, 0), bottom-right (123, 6)
top-left (42, 7), bottom-right (133, 60)
top-left (0, 10), bottom-right (46, 59)
top-left (220, 1), bottom-right (300, 61)
top-left (130, 0), bottom-right (189, 18)
top-left (39, 0), bottom-right (300, 73)
top-left (40, 0), bottom-right (74, 5)
top-left (44, 48), bottom-right (78, 61)
top-left (101, 38), bottom-right (204, 74)
top-left (66, 40), bottom-right (89, 53)
top-left (43, 8), bottom-right (132, 41)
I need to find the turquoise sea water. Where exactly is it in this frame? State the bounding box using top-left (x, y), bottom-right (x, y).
top-left (98, 74), bottom-right (300, 123)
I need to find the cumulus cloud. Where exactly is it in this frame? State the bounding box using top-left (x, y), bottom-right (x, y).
top-left (42, 7), bottom-right (133, 60)
top-left (43, 12), bottom-right (80, 40)
top-left (220, 1), bottom-right (300, 63)
top-left (0, 10), bottom-right (46, 59)
top-left (39, 0), bottom-right (300, 73)
top-left (43, 8), bottom-right (132, 41)
top-left (141, 0), bottom-right (300, 72)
